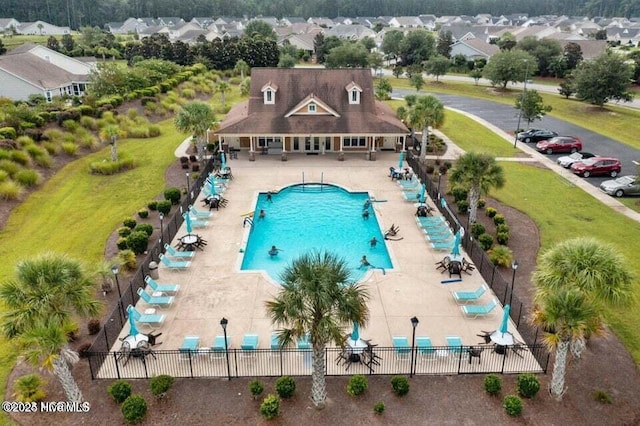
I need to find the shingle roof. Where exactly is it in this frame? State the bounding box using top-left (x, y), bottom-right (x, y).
top-left (0, 53), bottom-right (88, 89)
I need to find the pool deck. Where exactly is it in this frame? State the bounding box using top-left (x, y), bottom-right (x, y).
top-left (114, 151), bottom-right (525, 353)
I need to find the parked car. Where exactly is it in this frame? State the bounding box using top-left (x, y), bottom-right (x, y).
top-left (536, 136), bottom-right (582, 154)
top-left (599, 175), bottom-right (640, 197)
top-left (556, 152), bottom-right (596, 168)
top-left (517, 129), bottom-right (558, 143)
top-left (571, 157), bottom-right (621, 177)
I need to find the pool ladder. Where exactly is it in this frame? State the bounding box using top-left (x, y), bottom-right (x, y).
top-left (243, 217), bottom-right (253, 228)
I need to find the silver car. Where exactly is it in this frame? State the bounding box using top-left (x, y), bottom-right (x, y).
top-left (557, 152), bottom-right (596, 168)
top-left (599, 175), bottom-right (640, 197)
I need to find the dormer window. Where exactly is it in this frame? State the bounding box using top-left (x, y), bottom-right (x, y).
top-left (351, 90), bottom-right (358, 103)
top-left (308, 104), bottom-right (316, 113)
top-left (345, 81), bottom-right (362, 105)
top-left (266, 90), bottom-right (273, 103)
top-left (261, 81), bottom-right (278, 104)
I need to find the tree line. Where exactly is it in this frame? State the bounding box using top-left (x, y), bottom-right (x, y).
top-left (1, 0), bottom-right (639, 29)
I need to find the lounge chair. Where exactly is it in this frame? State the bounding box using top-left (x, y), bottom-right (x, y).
top-left (446, 336), bottom-right (465, 356)
top-left (211, 335), bottom-right (230, 359)
top-left (403, 191), bottom-right (421, 202)
top-left (179, 336), bottom-right (200, 360)
top-left (461, 298), bottom-right (498, 318)
top-left (425, 232), bottom-right (454, 243)
top-left (397, 177), bottom-right (420, 188)
top-left (189, 205), bottom-right (213, 218)
top-left (270, 332), bottom-right (283, 350)
top-left (452, 284), bottom-right (487, 305)
top-left (241, 334), bottom-right (259, 357)
top-left (392, 336), bottom-right (410, 360)
top-left (415, 216), bottom-right (445, 228)
top-left (164, 243), bottom-right (195, 259)
top-left (137, 287), bottom-right (174, 308)
top-left (159, 254), bottom-right (191, 270)
top-left (127, 305), bottom-right (165, 329)
top-left (430, 240), bottom-right (455, 251)
top-left (297, 334), bottom-right (311, 350)
top-left (187, 217), bottom-right (209, 228)
top-left (416, 336), bottom-right (435, 359)
top-left (144, 275), bottom-right (180, 294)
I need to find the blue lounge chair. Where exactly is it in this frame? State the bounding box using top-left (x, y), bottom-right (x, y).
top-left (446, 336), bottom-right (465, 355)
top-left (179, 336), bottom-right (200, 360)
top-left (422, 225), bottom-right (451, 236)
top-left (164, 243), bottom-right (195, 259)
top-left (461, 298), bottom-right (498, 318)
top-left (415, 216), bottom-right (445, 228)
top-left (145, 275), bottom-right (180, 294)
top-left (187, 217), bottom-right (209, 228)
top-left (451, 284), bottom-right (487, 305)
top-left (188, 204), bottom-right (212, 218)
top-left (397, 178), bottom-right (420, 189)
top-left (241, 334), bottom-right (259, 357)
top-left (270, 332), bottom-right (283, 350)
top-left (416, 336), bottom-right (435, 359)
top-left (127, 305), bottom-right (165, 329)
top-left (137, 287), bottom-right (174, 308)
top-left (297, 334), bottom-right (311, 350)
top-left (211, 335), bottom-right (230, 358)
top-left (159, 254), bottom-right (191, 270)
top-left (431, 240), bottom-right (455, 251)
top-left (425, 232), bottom-right (454, 243)
top-left (392, 336), bottom-right (411, 360)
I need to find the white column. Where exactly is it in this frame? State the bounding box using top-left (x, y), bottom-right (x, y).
top-left (282, 135), bottom-right (286, 153)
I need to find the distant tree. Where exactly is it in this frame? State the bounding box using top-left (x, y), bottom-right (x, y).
top-left (280, 42), bottom-right (298, 59)
top-left (79, 26), bottom-right (104, 48)
top-left (174, 102), bottom-right (216, 162)
top-left (381, 29), bottom-right (404, 62)
top-left (368, 52), bottom-right (384, 75)
top-left (436, 31), bottom-right (453, 58)
top-left (470, 68), bottom-right (483, 85)
top-left (234, 59), bottom-right (250, 79)
top-left (47, 36), bottom-right (60, 52)
top-left (423, 55), bottom-right (450, 82)
top-left (594, 29), bottom-right (607, 40)
top-left (515, 89), bottom-right (552, 127)
top-left (451, 54), bottom-right (467, 71)
top-left (325, 43), bottom-right (369, 68)
top-left (409, 73), bottom-right (425, 91)
top-left (399, 30), bottom-right (435, 66)
top-left (563, 42), bottom-right (583, 70)
top-left (278, 53), bottom-right (296, 68)
top-left (392, 65), bottom-right (404, 79)
top-left (372, 22), bottom-right (385, 33)
top-left (61, 34), bottom-right (75, 53)
top-left (314, 34), bottom-right (342, 64)
top-left (244, 20), bottom-right (277, 40)
top-left (497, 32), bottom-right (516, 50)
top-left (0, 40), bottom-right (6, 56)
top-left (240, 77), bottom-right (251, 96)
top-left (628, 51), bottom-right (640, 85)
top-left (172, 40), bottom-right (193, 65)
top-left (548, 56), bottom-right (568, 78)
top-left (215, 81), bottom-right (230, 108)
top-left (359, 36), bottom-right (376, 52)
top-left (558, 74), bottom-right (576, 99)
top-left (405, 95), bottom-right (445, 161)
top-left (37, 23), bottom-right (44, 35)
top-left (573, 52), bottom-right (634, 107)
top-left (375, 77), bottom-right (392, 100)
top-left (517, 36), bottom-right (561, 77)
top-left (483, 50), bottom-right (538, 89)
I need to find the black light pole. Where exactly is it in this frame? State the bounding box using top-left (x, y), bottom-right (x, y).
top-left (185, 172), bottom-right (191, 204)
top-left (220, 317), bottom-right (231, 381)
top-left (509, 260), bottom-right (519, 306)
top-left (159, 212), bottom-right (164, 249)
top-left (437, 171), bottom-right (442, 199)
top-left (513, 60), bottom-right (531, 148)
top-left (111, 265), bottom-right (124, 319)
top-left (410, 316), bottom-right (419, 378)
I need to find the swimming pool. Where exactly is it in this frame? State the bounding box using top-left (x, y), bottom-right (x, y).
top-left (240, 184), bottom-right (393, 283)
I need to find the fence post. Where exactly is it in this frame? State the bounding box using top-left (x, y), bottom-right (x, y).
top-left (113, 352), bottom-right (121, 379)
top-left (490, 264), bottom-right (496, 288)
top-left (103, 327), bottom-right (110, 351)
top-left (188, 352), bottom-right (194, 378)
top-left (501, 349), bottom-right (507, 373)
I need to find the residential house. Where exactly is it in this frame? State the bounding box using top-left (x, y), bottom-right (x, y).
top-left (0, 18), bottom-right (20, 34)
top-left (105, 17), bottom-right (149, 34)
top-left (449, 38), bottom-right (499, 61)
top-left (388, 16), bottom-right (423, 28)
top-left (251, 17), bottom-right (279, 28)
top-left (211, 68), bottom-right (408, 159)
top-left (158, 17), bottom-right (184, 27)
top-left (16, 20), bottom-right (71, 35)
top-left (168, 22), bottom-right (203, 40)
top-left (307, 17), bottom-right (334, 28)
top-left (325, 24), bottom-right (375, 41)
top-left (281, 17), bottom-right (306, 26)
top-left (0, 44), bottom-right (92, 101)
top-left (279, 33), bottom-right (316, 56)
top-left (558, 39), bottom-right (608, 60)
top-left (190, 17), bottom-right (214, 28)
top-left (607, 27), bottom-right (640, 45)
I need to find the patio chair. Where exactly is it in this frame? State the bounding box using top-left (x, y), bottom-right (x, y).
top-left (392, 336), bottom-right (411, 360)
top-left (127, 305), bottom-right (165, 329)
top-left (144, 275), bottom-right (180, 294)
top-left (211, 335), bottom-right (230, 359)
top-left (241, 334), bottom-right (259, 357)
top-left (159, 254), bottom-right (191, 270)
top-left (187, 216), bottom-right (209, 228)
top-left (430, 240), bottom-right (455, 251)
top-left (451, 284), bottom-right (487, 305)
top-left (446, 335), bottom-right (465, 356)
top-left (136, 287), bottom-right (174, 308)
top-left (402, 191), bottom-right (421, 202)
top-left (164, 243), bottom-right (195, 259)
top-left (297, 334), bottom-right (311, 351)
top-left (188, 204), bottom-right (212, 218)
top-left (179, 336), bottom-right (200, 360)
top-left (461, 298), bottom-right (498, 318)
top-left (416, 336), bottom-right (436, 359)
top-left (270, 332), bottom-right (283, 350)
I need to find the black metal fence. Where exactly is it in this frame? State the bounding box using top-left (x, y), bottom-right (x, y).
top-left (87, 344), bottom-right (548, 380)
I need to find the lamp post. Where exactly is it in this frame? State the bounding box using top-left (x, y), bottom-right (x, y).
top-left (513, 60), bottom-right (531, 148)
top-left (410, 316), bottom-right (419, 378)
top-left (437, 171), bottom-right (442, 199)
top-left (159, 212), bottom-right (164, 249)
top-left (185, 172), bottom-right (191, 204)
top-left (220, 317), bottom-right (231, 381)
top-left (111, 265), bottom-right (124, 319)
top-left (509, 260), bottom-right (519, 306)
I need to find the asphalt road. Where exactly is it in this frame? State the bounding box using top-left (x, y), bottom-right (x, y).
top-left (393, 89), bottom-right (640, 188)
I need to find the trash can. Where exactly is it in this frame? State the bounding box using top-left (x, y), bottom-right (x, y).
top-left (148, 261), bottom-right (159, 280)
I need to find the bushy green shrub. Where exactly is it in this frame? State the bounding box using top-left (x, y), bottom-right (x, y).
top-left (16, 135), bottom-right (35, 147)
top-left (249, 380), bottom-right (264, 400)
top-left (134, 223), bottom-right (154, 236)
top-left (61, 142), bottom-right (78, 155)
top-left (123, 218), bottom-right (137, 229)
top-left (10, 150), bottom-right (31, 166)
top-left (373, 401), bottom-right (385, 414)
top-left (347, 375), bottom-right (368, 396)
top-left (108, 380), bottom-right (132, 403)
top-left (126, 231), bottom-right (149, 255)
top-left (25, 143), bottom-right (47, 158)
top-left (496, 232), bottom-right (509, 245)
top-left (181, 88), bottom-right (195, 99)
top-left (164, 187), bottom-right (181, 205)
top-left (477, 199), bottom-right (486, 209)
top-left (0, 170), bottom-right (8, 183)
top-left (80, 116), bottom-right (98, 130)
top-left (391, 376), bottom-right (409, 396)
top-left (488, 245), bottom-right (514, 267)
top-left (41, 141), bottom-right (60, 155)
top-left (62, 119), bottom-right (79, 132)
top-left (451, 187), bottom-right (468, 202)
top-left (425, 165), bottom-right (435, 174)
top-left (517, 374), bottom-right (540, 398)
top-left (275, 376), bottom-right (296, 398)
top-left (157, 200), bottom-right (172, 214)
top-left (496, 224), bottom-right (510, 234)
top-left (456, 199), bottom-right (469, 214)
top-left (0, 127), bottom-right (17, 139)
top-left (14, 169), bottom-right (41, 187)
top-left (137, 208), bottom-right (149, 218)
top-left (0, 180), bottom-right (23, 200)
top-left (116, 237), bottom-right (129, 250)
top-left (13, 374), bottom-right (47, 402)
top-left (128, 127), bottom-right (150, 138)
top-left (503, 395), bottom-right (523, 416)
top-left (471, 223), bottom-right (486, 239)
top-left (148, 125), bottom-right (161, 137)
top-left (89, 157), bottom-right (136, 175)
top-left (484, 374), bottom-right (501, 396)
top-left (493, 214), bottom-right (506, 226)
top-left (478, 233), bottom-right (494, 250)
top-left (150, 375), bottom-right (174, 399)
top-left (122, 394), bottom-right (147, 424)
top-left (593, 389), bottom-right (612, 404)
top-left (0, 159), bottom-right (20, 177)
top-left (118, 250), bottom-right (137, 270)
top-left (485, 207), bottom-right (497, 218)
top-left (147, 200), bottom-right (158, 211)
top-left (260, 394), bottom-right (280, 420)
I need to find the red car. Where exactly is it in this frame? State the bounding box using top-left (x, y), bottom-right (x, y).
top-left (536, 136), bottom-right (582, 154)
top-left (570, 156), bottom-right (622, 178)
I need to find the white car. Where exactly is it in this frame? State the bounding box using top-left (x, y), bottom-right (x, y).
top-left (557, 152), bottom-right (596, 168)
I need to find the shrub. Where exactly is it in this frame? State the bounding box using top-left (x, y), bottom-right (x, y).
top-left (150, 375), bottom-right (174, 399)
top-left (181, 88), bottom-right (195, 99)
top-left (503, 395), bottom-right (523, 417)
top-left (483, 374), bottom-right (501, 396)
top-left (61, 142), bottom-right (78, 155)
top-left (451, 187), bottom-right (468, 202)
top-left (0, 127), bottom-right (17, 139)
top-left (179, 156), bottom-right (189, 165)
top-left (137, 208), bottom-right (149, 219)
top-left (80, 116), bottom-right (98, 130)
top-left (148, 125), bottom-right (161, 137)
top-left (118, 249), bottom-right (137, 271)
top-left (118, 226), bottom-right (132, 237)
top-left (16, 135), bottom-right (35, 147)
top-left (128, 127), bottom-right (150, 138)
top-left (13, 374), bottom-right (47, 403)
top-left (485, 207), bottom-right (497, 218)
top-left (164, 187), bottom-right (181, 204)
top-left (456, 199), bottom-right (469, 214)
top-left (108, 380), bottom-right (132, 404)
top-left (488, 245), bottom-right (514, 267)
top-left (77, 342), bottom-right (92, 358)
top-left (10, 150), bottom-right (31, 166)
top-left (62, 119), bottom-right (79, 132)
top-left (425, 165), bottom-right (435, 174)
top-left (0, 159), bottom-right (21, 176)
top-left (0, 170), bottom-right (7, 183)
top-left (123, 217), bottom-right (137, 229)
top-left (517, 374), bottom-right (540, 398)
top-left (275, 376), bottom-right (296, 399)
top-left (157, 200), bottom-right (172, 214)
top-left (496, 232), bottom-right (509, 245)
top-left (147, 200), bottom-right (158, 211)
top-left (391, 375), bottom-right (409, 396)
top-left (42, 141), bottom-right (60, 155)
top-left (593, 389), bottom-right (612, 404)
top-left (126, 231), bottom-right (149, 255)
top-left (373, 401), bottom-right (385, 414)
top-left (493, 214), bottom-right (506, 226)
top-left (122, 394), bottom-right (147, 424)
top-left (191, 163), bottom-right (200, 172)
top-left (347, 374), bottom-right (368, 396)
top-left (477, 199), bottom-right (486, 209)
top-left (0, 180), bottom-right (23, 200)
top-left (116, 237), bottom-right (129, 250)
top-left (478, 233), bottom-right (494, 250)
top-left (471, 223), bottom-right (486, 239)
top-left (87, 318), bottom-right (101, 335)
top-left (189, 154), bottom-right (197, 162)
top-left (15, 169), bottom-right (42, 187)
top-left (249, 380), bottom-right (264, 400)
top-left (135, 223), bottom-right (154, 236)
top-left (496, 224), bottom-right (510, 234)
top-left (33, 154), bottom-right (53, 168)
top-left (260, 394), bottom-right (280, 420)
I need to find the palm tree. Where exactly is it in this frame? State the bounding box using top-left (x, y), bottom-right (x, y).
top-left (99, 125), bottom-right (121, 161)
top-left (448, 152), bottom-right (505, 224)
top-left (405, 95), bottom-right (445, 161)
top-left (0, 252), bottom-right (101, 339)
top-left (174, 101), bottom-right (216, 162)
top-left (234, 59), bottom-right (249, 79)
top-left (216, 81), bottom-right (230, 108)
top-left (266, 251), bottom-right (369, 409)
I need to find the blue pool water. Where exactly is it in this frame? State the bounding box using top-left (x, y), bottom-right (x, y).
top-left (241, 184), bottom-right (393, 283)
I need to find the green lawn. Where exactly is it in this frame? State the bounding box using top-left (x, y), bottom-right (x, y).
top-left (440, 109), bottom-right (517, 157)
